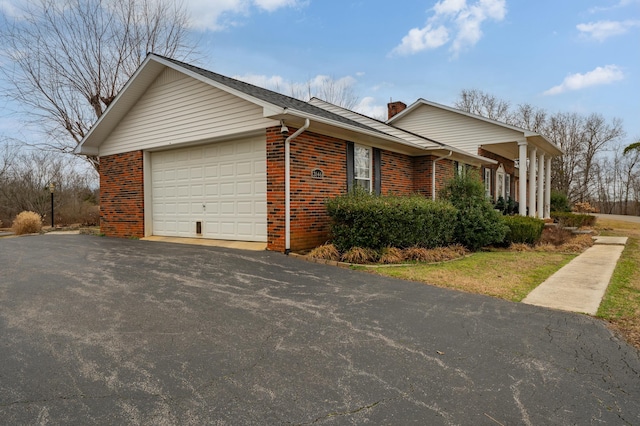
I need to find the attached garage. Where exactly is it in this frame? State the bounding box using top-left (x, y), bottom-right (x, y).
top-left (150, 136), bottom-right (267, 242)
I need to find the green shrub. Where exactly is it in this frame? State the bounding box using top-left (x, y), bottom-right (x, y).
top-left (551, 211), bottom-right (597, 227)
top-left (502, 216), bottom-right (545, 246)
top-left (439, 172), bottom-right (508, 251)
top-left (12, 211), bottom-right (43, 235)
top-left (550, 190), bottom-right (571, 212)
top-left (325, 191), bottom-right (457, 251)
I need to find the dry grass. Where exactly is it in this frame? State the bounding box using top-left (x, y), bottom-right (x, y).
top-left (307, 243), bottom-right (340, 261)
top-left (341, 247), bottom-right (378, 264)
top-left (12, 211), bottom-right (43, 235)
top-left (369, 251), bottom-right (574, 302)
top-left (379, 247), bottom-right (404, 264)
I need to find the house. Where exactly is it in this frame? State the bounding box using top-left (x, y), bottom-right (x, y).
top-left (75, 54), bottom-right (560, 253)
top-left (386, 99), bottom-right (563, 218)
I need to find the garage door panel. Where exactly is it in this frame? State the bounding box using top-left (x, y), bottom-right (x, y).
top-left (151, 136), bottom-right (266, 241)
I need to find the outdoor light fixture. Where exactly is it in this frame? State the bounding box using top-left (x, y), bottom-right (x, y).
top-left (49, 182), bottom-right (55, 228)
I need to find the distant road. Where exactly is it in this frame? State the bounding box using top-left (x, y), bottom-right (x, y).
top-left (595, 213), bottom-right (640, 224)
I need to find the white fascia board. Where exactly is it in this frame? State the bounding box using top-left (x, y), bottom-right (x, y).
top-left (151, 55), bottom-right (279, 113)
top-left (277, 108), bottom-right (427, 151)
top-left (423, 146), bottom-right (497, 165)
top-left (74, 54), bottom-right (163, 155)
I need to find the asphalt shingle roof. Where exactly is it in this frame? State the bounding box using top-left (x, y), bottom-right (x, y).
top-left (153, 54), bottom-right (387, 136)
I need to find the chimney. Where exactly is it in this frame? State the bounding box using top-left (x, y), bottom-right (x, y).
top-left (387, 101), bottom-right (407, 119)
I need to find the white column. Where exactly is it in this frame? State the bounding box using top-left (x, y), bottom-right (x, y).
top-left (537, 152), bottom-right (545, 218)
top-left (545, 157), bottom-right (552, 218)
top-left (528, 147), bottom-right (537, 217)
top-left (518, 141), bottom-right (528, 216)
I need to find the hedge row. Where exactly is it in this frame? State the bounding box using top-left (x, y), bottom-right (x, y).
top-left (550, 212), bottom-right (597, 227)
top-left (325, 192), bottom-right (457, 251)
top-left (501, 215), bottom-right (545, 246)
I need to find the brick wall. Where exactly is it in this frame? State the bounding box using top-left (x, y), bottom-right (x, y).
top-left (99, 151), bottom-right (144, 238)
top-left (381, 151), bottom-right (414, 195)
top-left (267, 126), bottom-right (348, 252)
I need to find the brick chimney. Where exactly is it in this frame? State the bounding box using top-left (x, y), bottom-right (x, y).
top-left (387, 101), bottom-right (407, 119)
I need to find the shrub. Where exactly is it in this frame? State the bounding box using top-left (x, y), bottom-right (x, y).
top-left (439, 172), bottom-right (508, 251)
top-left (572, 201), bottom-right (597, 213)
top-left (325, 190), bottom-right (457, 251)
top-left (539, 225), bottom-right (573, 246)
top-left (551, 212), bottom-right (597, 228)
top-left (12, 211), bottom-right (43, 235)
top-left (379, 247), bottom-right (405, 264)
top-left (550, 190), bottom-right (571, 212)
top-left (341, 247), bottom-right (378, 264)
top-left (307, 243), bottom-right (340, 261)
top-left (502, 215), bottom-right (545, 246)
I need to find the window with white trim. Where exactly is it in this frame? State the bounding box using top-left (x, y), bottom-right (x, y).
top-left (354, 144), bottom-right (372, 191)
top-left (505, 174), bottom-right (511, 199)
top-left (484, 168), bottom-right (491, 199)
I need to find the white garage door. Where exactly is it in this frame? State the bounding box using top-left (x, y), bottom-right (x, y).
top-left (151, 137), bottom-right (267, 241)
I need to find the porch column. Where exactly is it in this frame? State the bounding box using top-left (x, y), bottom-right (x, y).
top-left (528, 147), bottom-right (537, 217)
top-left (537, 152), bottom-right (545, 218)
top-left (545, 157), bottom-right (552, 218)
top-left (518, 141), bottom-right (528, 216)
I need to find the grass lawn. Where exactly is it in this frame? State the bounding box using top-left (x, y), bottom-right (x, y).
top-left (364, 251), bottom-right (575, 302)
top-left (596, 217), bottom-right (640, 349)
top-left (365, 216), bottom-right (640, 350)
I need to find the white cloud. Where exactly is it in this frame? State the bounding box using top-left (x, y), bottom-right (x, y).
top-left (543, 65), bottom-right (625, 96)
top-left (589, 0), bottom-right (639, 14)
top-left (577, 20), bottom-right (640, 41)
top-left (393, 25), bottom-right (450, 55)
top-left (182, 0), bottom-right (302, 31)
top-left (253, 0), bottom-right (298, 12)
top-left (354, 97), bottom-right (387, 120)
top-left (392, 0), bottom-right (506, 57)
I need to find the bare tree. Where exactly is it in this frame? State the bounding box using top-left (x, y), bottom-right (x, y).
top-left (289, 75), bottom-right (359, 110)
top-left (454, 89), bottom-right (511, 122)
top-left (579, 114), bottom-right (625, 202)
top-left (0, 0), bottom-right (195, 170)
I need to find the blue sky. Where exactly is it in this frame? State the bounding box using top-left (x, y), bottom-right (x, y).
top-left (190, 0), bottom-right (640, 145)
top-left (1, 0), bottom-right (639, 147)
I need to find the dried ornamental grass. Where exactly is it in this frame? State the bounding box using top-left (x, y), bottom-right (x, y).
top-left (341, 247), bottom-right (378, 264)
top-left (307, 243), bottom-right (340, 261)
top-left (379, 247), bottom-right (405, 264)
top-left (403, 246), bottom-right (431, 262)
top-left (560, 234), bottom-right (594, 252)
top-left (12, 211), bottom-right (43, 235)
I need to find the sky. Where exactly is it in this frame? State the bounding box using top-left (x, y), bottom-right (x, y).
top-left (190, 0), bottom-right (640, 145)
top-left (1, 0), bottom-right (639, 148)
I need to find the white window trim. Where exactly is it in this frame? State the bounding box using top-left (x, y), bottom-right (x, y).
top-left (354, 144), bottom-right (372, 192)
top-left (484, 168), bottom-right (491, 199)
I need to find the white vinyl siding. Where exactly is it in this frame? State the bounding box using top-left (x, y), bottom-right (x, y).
top-left (392, 104), bottom-right (524, 155)
top-left (100, 68), bottom-right (276, 156)
top-left (151, 136), bottom-right (267, 242)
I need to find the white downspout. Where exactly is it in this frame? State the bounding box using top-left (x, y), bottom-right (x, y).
top-left (432, 151), bottom-right (452, 200)
top-left (285, 118), bottom-right (310, 253)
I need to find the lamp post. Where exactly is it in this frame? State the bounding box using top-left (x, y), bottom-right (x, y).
top-left (49, 182), bottom-right (55, 228)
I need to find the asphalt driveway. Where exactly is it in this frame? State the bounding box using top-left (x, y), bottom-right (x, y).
top-left (1, 235), bottom-right (639, 425)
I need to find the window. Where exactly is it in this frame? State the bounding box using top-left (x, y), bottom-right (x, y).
top-left (495, 164), bottom-right (506, 201)
top-left (354, 144), bottom-right (372, 191)
top-left (484, 168), bottom-right (492, 199)
top-left (505, 174), bottom-right (511, 199)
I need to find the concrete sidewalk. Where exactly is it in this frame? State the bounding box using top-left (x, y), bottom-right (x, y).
top-left (522, 236), bottom-right (627, 315)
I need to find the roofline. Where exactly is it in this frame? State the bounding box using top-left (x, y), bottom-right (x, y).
top-left (388, 98), bottom-right (563, 155)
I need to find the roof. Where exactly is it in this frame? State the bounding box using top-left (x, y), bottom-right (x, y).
top-left (308, 98), bottom-right (495, 165)
top-left (156, 55), bottom-right (386, 135)
top-left (76, 53), bottom-right (436, 156)
top-left (388, 98), bottom-right (563, 156)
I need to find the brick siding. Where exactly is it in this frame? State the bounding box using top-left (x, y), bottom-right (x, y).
top-left (99, 151), bottom-right (144, 238)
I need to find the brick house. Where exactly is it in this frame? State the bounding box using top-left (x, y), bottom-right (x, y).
top-left (76, 54), bottom-right (560, 253)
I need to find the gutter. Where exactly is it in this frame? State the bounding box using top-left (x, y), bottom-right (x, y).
top-left (285, 118), bottom-right (310, 254)
top-left (432, 151), bottom-right (452, 200)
